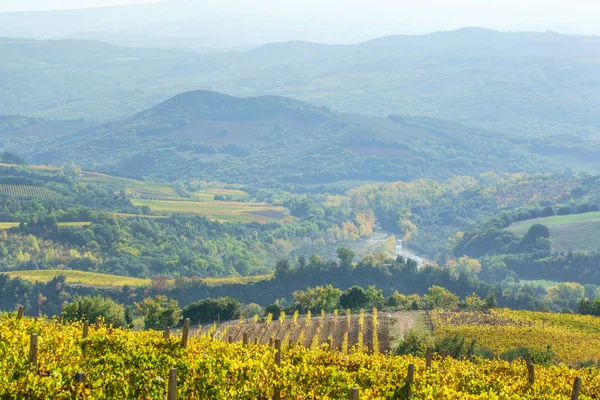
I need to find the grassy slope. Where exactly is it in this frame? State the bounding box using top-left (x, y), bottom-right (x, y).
top-left (3, 270), bottom-right (273, 288)
top-left (80, 172), bottom-right (181, 199)
top-left (4, 270), bottom-right (150, 288)
top-left (0, 222), bottom-right (91, 229)
top-left (507, 212), bottom-right (600, 253)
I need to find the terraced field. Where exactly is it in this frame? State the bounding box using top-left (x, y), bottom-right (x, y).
top-left (508, 211), bottom-right (600, 253)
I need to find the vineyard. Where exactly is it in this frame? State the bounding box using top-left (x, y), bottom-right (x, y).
top-left (0, 184), bottom-right (61, 200)
top-left (4, 270), bottom-right (151, 288)
top-left (1, 315), bottom-right (599, 399)
top-left (431, 309), bottom-right (600, 366)
top-left (195, 309), bottom-right (411, 353)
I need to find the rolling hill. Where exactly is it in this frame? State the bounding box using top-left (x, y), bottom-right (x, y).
top-left (13, 90), bottom-right (559, 186)
top-left (1, 29), bottom-right (600, 143)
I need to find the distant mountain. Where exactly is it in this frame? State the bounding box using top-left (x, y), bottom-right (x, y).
top-left (7, 90), bottom-right (558, 187)
top-left (1, 29), bottom-right (600, 141)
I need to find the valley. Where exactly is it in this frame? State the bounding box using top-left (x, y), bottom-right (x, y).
top-left (1, 13), bottom-right (600, 398)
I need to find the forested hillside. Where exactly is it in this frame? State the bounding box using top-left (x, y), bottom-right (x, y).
top-left (0, 163), bottom-right (378, 278)
top-left (2, 90), bottom-right (559, 186)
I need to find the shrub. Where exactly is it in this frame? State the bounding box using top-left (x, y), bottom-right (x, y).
top-left (264, 304), bottom-right (281, 317)
top-left (434, 333), bottom-right (477, 361)
top-left (394, 326), bottom-right (434, 357)
top-left (182, 296), bottom-right (241, 324)
top-left (500, 345), bottom-right (557, 366)
top-left (339, 286), bottom-right (369, 310)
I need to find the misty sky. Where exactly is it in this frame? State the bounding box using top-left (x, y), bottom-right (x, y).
top-left (2, 0), bottom-right (600, 39)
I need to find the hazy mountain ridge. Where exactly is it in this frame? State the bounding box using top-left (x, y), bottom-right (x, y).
top-left (1, 28), bottom-right (600, 140)
top-left (2, 89), bottom-right (557, 187)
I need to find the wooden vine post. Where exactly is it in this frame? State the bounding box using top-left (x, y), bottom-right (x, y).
top-left (95, 317), bottom-right (101, 330)
top-left (349, 388), bottom-right (359, 400)
top-left (243, 332), bottom-right (248, 345)
top-left (167, 368), bottom-right (177, 400)
top-left (82, 320), bottom-right (89, 339)
top-left (425, 347), bottom-right (432, 368)
top-left (274, 338), bottom-right (281, 400)
top-left (571, 376), bottom-right (581, 400)
top-left (181, 319), bottom-right (190, 348)
top-left (228, 335), bottom-right (233, 344)
top-left (17, 305), bottom-right (24, 320)
top-left (163, 328), bottom-right (171, 339)
top-left (525, 353), bottom-right (535, 384)
top-left (29, 334), bottom-right (38, 367)
top-left (406, 363), bottom-right (415, 399)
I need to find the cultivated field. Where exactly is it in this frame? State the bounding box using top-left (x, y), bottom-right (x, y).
top-left (130, 198), bottom-right (290, 223)
top-left (0, 184), bottom-right (61, 200)
top-left (196, 310), bottom-right (417, 353)
top-left (508, 212), bottom-right (600, 253)
top-left (81, 172), bottom-right (289, 223)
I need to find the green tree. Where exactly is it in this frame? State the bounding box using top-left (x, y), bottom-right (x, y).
top-left (463, 293), bottom-right (485, 311)
top-left (135, 295), bottom-right (182, 330)
top-left (275, 259), bottom-right (291, 279)
top-left (366, 285), bottom-right (385, 309)
top-left (292, 285), bottom-right (342, 313)
top-left (336, 247), bottom-right (355, 269)
top-left (62, 295), bottom-right (126, 328)
top-left (425, 286), bottom-right (459, 311)
top-left (124, 306), bottom-right (134, 329)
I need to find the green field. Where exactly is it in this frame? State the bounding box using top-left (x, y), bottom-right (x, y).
top-left (4, 270), bottom-right (150, 288)
top-left (131, 198), bottom-right (290, 223)
top-left (508, 212), bottom-right (600, 253)
top-left (191, 188), bottom-right (248, 202)
top-left (80, 172), bottom-right (181, 200)
top-left (0, 221), bottom-right (91, 229)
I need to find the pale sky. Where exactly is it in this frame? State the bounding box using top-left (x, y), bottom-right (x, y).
top-left (0, 0), bottom-right (161, 12)
top-left (1, 0), bottom-right (600, 40)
